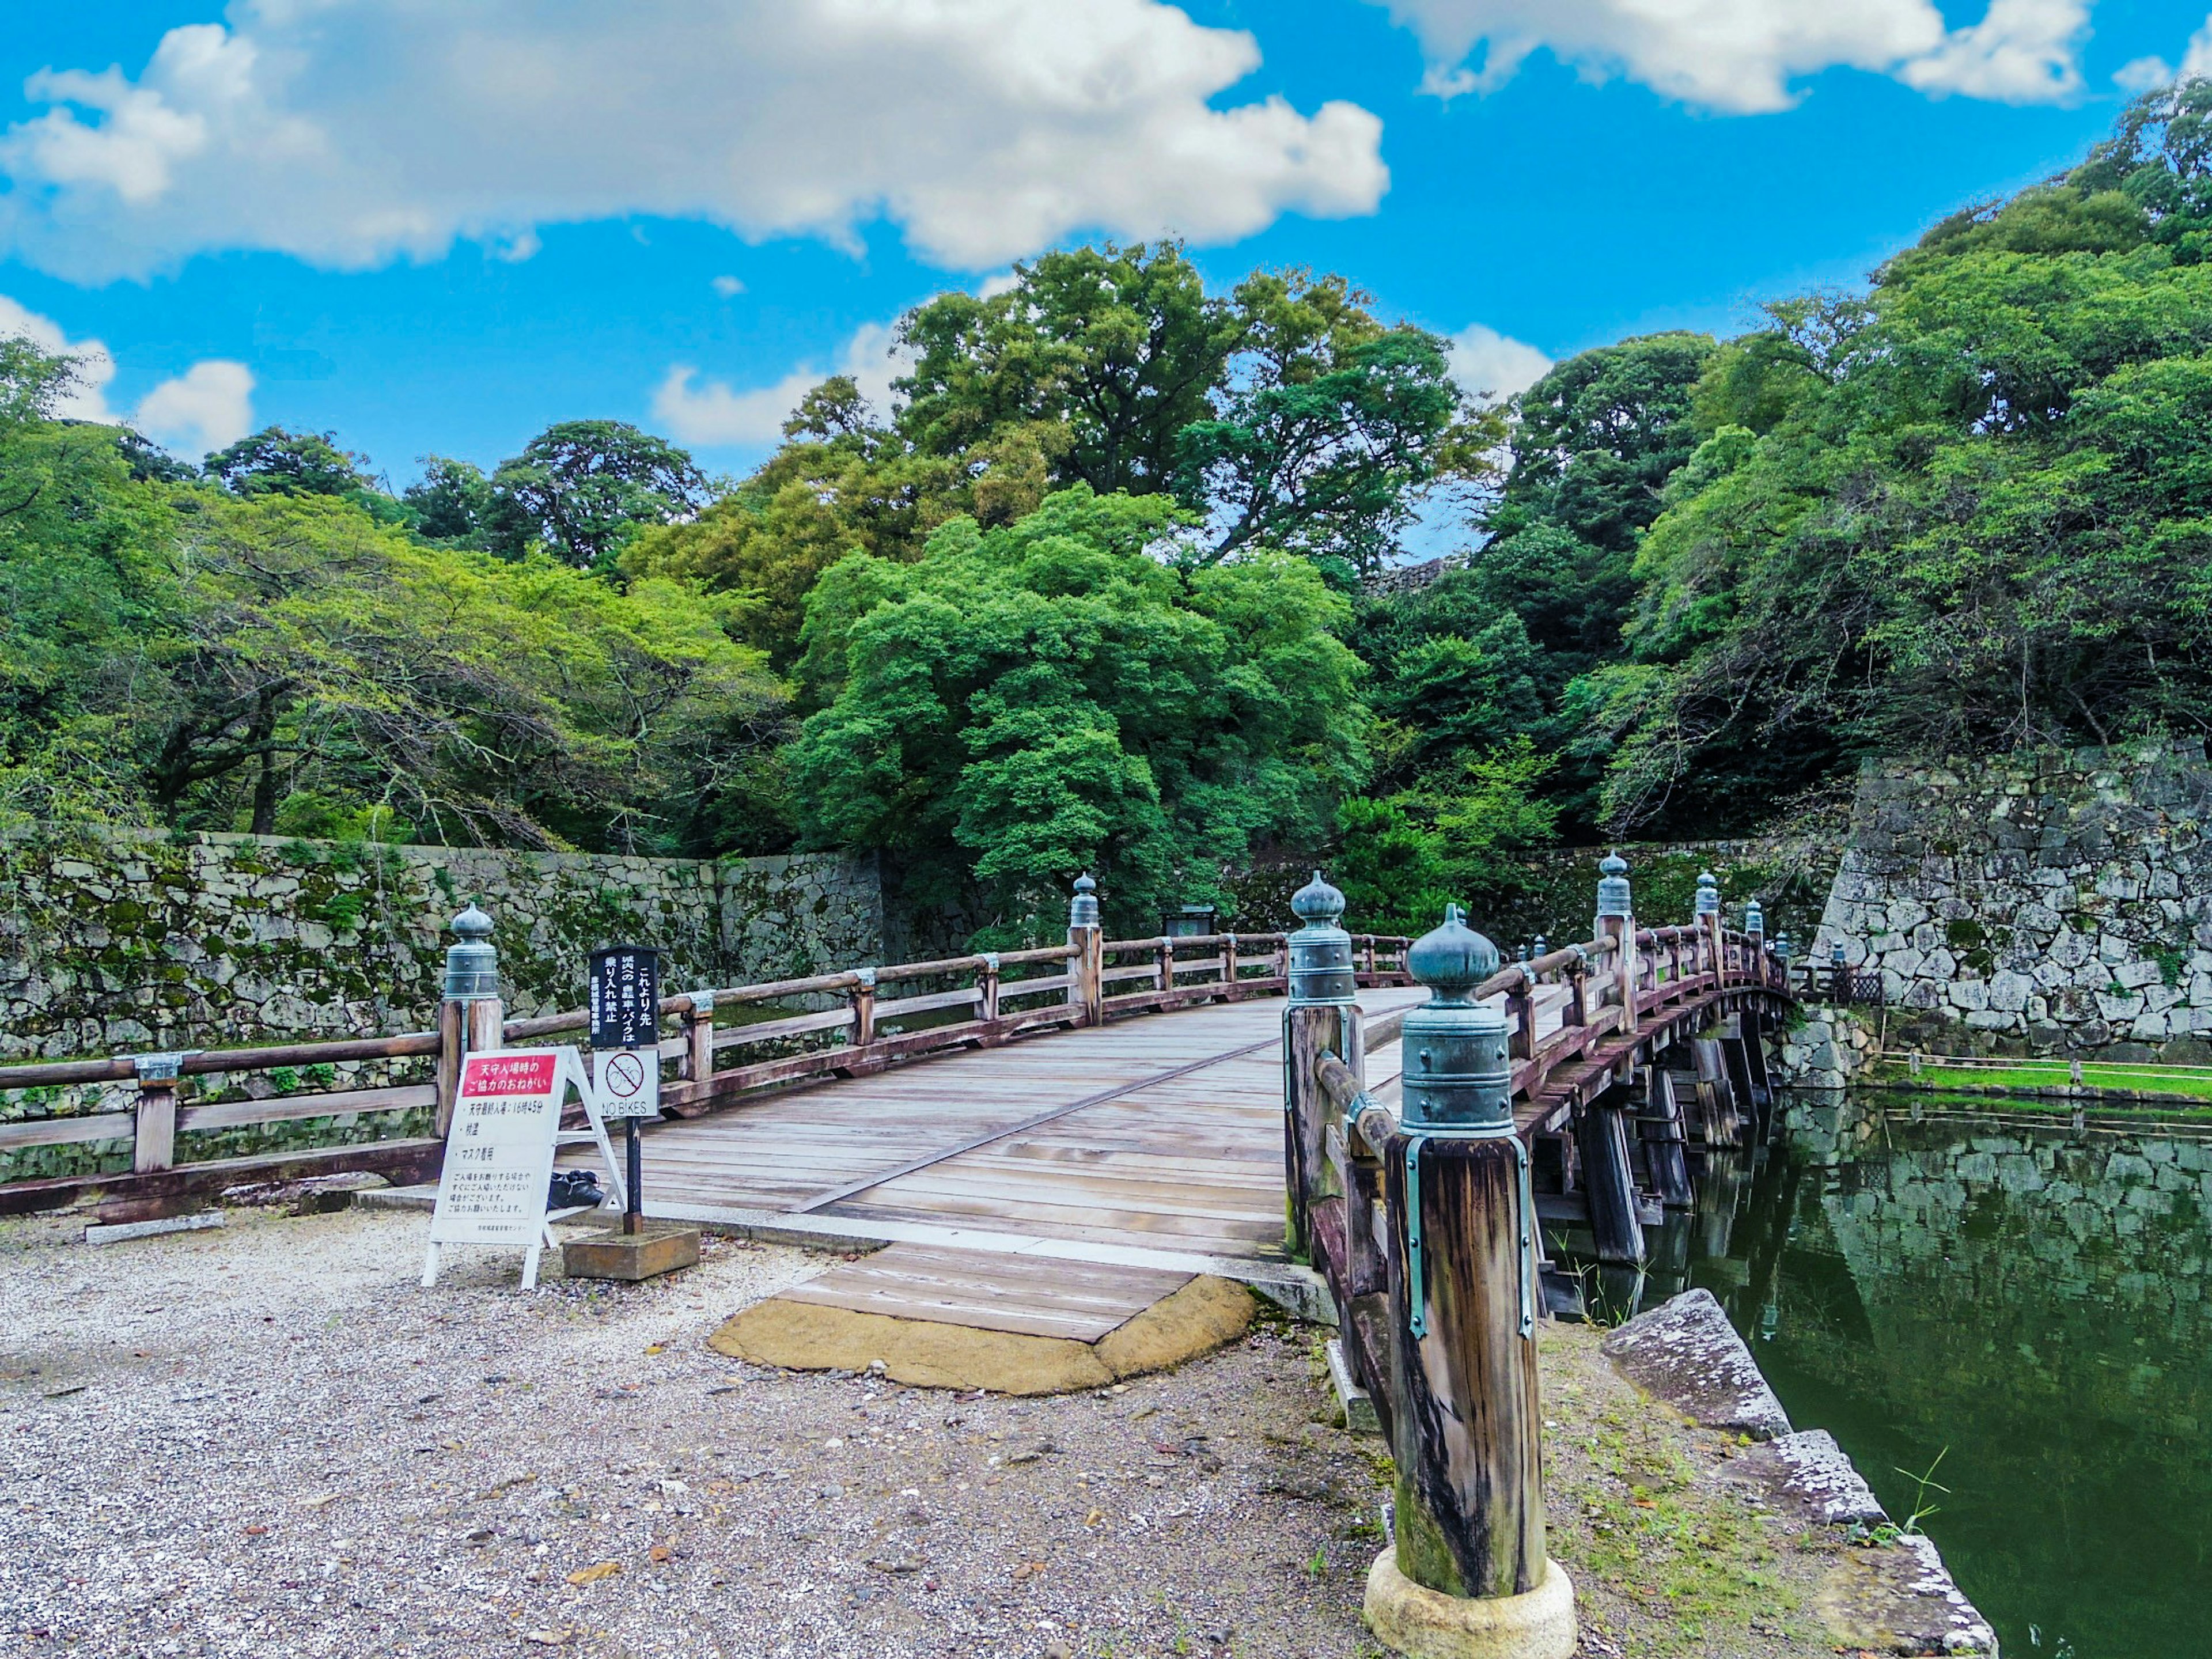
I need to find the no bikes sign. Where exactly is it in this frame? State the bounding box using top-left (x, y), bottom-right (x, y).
top-left (597, 1044), bottom-right (660, 1119)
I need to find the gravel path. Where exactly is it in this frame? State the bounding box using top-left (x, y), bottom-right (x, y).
top-left (0, 1207), bottom-right (1396, 1659)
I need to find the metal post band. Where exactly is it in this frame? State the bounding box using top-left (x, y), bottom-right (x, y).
top-left (1403, 1123), bottom-right (1536, 1343)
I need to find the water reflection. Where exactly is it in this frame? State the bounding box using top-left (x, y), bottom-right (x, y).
top-left (1658, 1093), bottom-right (2212, 1659)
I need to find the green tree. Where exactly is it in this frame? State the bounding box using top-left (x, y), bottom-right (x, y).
top-left (1332, 740), bottom-right (1560, 937)
top-left (485, 419), bottom-right (706, 570)
top-left (0, 341), bottom-right (184, 824)
top-left (403, 455), bottom-right (497, 544)
top-left (204, 427), bottom-right (372, 495)
top-left (897, 242), bottom-right (1241, 499)
top-left (1597, 84), bottom-right (2212, 828)
top-left (787, 487), bottom-right (1365, 937)
top-left (1177, 272), bottom-right (1497, 578)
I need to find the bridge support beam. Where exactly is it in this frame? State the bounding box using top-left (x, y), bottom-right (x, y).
top-left (1575, 1092), bottom-right (1645, 1266)
top-left (1636, 1067), bottom-right (1694, 1210)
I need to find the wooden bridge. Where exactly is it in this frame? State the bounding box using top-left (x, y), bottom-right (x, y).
top-left (0, 870), bottom-right (1796, 1339)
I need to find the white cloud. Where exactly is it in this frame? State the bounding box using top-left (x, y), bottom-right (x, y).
top-left (0, 0), bottom-right (1388, 282)
top-left (0, 292), bottom-right (253, 453)
top-left (710, 275), bottom-right (745, 298)
top-left (1895, 0), bottom-right (2089, 101)
top-left (134, 359), bottom-right (256, 456)
top-left (2114, 55), bottom-right (2175, 93)
top-left (2108, 13), bottom-right (2212, 94)
top-left (1448, 322), bottom-right (1551, 404)
top-left (1368, 0), bottom-right (2088, 113)
top-left (2184, 14), bottom-right (2212, 80)
top-left (654, 320), bottom-right (907, 448)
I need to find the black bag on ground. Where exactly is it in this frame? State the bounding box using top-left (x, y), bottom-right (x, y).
top-left (547, 1168), bottom-right (606, 1211)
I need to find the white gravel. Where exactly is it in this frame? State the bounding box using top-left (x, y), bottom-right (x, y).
top-left (0, 1206), bottom-right (1389, 1659)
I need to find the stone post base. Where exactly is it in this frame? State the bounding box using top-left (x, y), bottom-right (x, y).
top-left (1363, 1550), bottom-right (1576, 1659)
top-left (561, 1221), bottom-right (700, 1282)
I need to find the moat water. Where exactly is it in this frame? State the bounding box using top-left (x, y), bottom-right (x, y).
top-left (1601, 1093), bottom-right (2210, 1659)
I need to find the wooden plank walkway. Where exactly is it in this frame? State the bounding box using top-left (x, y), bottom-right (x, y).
top-left (776, 1243), bottom-right (1190, 1341)
top-left (573, 989), bottom-right (1422, 1262)
top-left (547, 982), bottom-right (1587, 1338)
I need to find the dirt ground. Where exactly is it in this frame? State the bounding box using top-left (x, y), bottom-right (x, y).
top-left (0, 1204), bottom-right (1868, 1658)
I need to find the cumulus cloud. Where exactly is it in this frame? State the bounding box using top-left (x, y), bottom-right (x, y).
top-left (710, 275), bottom-right (745, 298)
top-left (2185, 14), bottom-right (2212, 80)
top-left (1895, 0), bottom-right (2090, 101)
top-left (1448, 322), bottom-right (1551, 404)
top-left (0, 292), bottom-right (253, 453)
top-left (2114, 55), bottom-right (2176, 93)
top-left (1368, 0), bottom-right (2088, 113)
top-left (134, 359), bottom-right (256, 456)
top-left (654, 319), bottom-right (906, 448)
top-left (0, 0), bottom-right (1388, 282)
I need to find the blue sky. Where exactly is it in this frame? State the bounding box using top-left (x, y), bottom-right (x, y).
top-left (1, 0), bottom-right (2207, 485)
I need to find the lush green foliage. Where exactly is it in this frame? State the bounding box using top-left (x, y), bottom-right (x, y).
top-left (623, 243), bottom-right (1497, 671)
top-left (0, 357), bottom-right (785, 852)
top-left (1346, 85), bottom-right (2212, 839)
top-left (787, 488), bottom-right (1365, 937)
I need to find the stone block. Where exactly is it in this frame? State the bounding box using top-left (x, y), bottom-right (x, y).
top-left (562, 1221), bottom-right (702, 1282)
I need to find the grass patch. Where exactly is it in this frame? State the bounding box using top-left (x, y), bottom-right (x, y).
top-left (1876, 1058), bottom-right (2212, 1103)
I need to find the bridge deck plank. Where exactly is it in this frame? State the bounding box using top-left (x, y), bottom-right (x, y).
top-left (775, 1241), bottom-right (1189, 1340)
top-left (570, 987), bottom-right (1427, 1266)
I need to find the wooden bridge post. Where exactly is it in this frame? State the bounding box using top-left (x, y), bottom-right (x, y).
top-left (978, 952), bottom-right (1001, 1027)
top-left (1695, 871), bottom-right (1723, 985)
top-left (1066, 874), bottom-right (1104, 1027)
top-left (1595, 851), bottom-right (1637, 1034)
top-left (131, 1052), bottom-right (184, 1173)
top-left (1363, 907), bottom-right (1575, 1657)
top-left (1283, 872), bottom-right (1361, 1258)
top-left (683, 991), bottom-right (716, 1081)
top-left (1505, 968), bottom-right (1535, 1060)
top-left (849, 968), bottom-right (877, 1048)
top-left (437, 902), bottom-right (503, 1137)
top-left (1576, 1089), bottom-right (1646, 1265)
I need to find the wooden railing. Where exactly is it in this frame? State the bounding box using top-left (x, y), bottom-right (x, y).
top-left (0, 912), bottom-right (1413, 1211)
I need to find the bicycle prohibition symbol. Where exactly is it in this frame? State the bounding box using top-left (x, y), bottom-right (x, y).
top-left (603, 1050), bottom-right (650, 1102)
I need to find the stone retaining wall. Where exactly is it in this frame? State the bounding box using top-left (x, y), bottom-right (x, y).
top-left (1815, 741), bottom-right (2212, 1060)
top-left (0, 827), bottom-right (884, 1062)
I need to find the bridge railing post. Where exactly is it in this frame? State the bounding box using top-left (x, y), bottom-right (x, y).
top-left (438, 902), bottom-right (503, 1137)
top-left (979, 952), bottom-right (1001, 1026)
top-left (849, 968), bottom-right (877, 1048)
top-left (1283, 871), bottom-right (1361, 1259)
top-left (1695, 870), bottom-right (1722, 984)
top-left (1067, 874), bottom-right (1104, 1027)
top-left (1363, 906), bottom-right (1576, 1657)
top-left (130, 1051), bottom-right (184, 1173)
top-left (1595, 851), bottom-right (1636, 1035)
top-left (683, 990), bottom-right (716, 1081)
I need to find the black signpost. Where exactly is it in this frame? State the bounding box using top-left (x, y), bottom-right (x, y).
top-left (588, 944), bottom-right (661, 1236)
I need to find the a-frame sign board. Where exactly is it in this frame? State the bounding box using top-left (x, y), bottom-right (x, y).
top-left (422, 1047), bottom-right (623, 1291)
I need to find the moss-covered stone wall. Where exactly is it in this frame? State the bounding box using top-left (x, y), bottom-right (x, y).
top-left (0, 827), bottom-right (883, 1062)
top-left (1817, 741), bottom-right (2212, 1060)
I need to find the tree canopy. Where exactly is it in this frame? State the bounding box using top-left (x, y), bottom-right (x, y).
top-left (787, 487), bottom-right (1365, 937)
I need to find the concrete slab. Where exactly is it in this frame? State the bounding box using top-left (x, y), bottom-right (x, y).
top-left (85, 1211), bottom-right (226, 1246)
